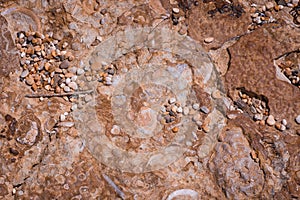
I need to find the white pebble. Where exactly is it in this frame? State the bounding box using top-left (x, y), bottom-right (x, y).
top-left (183, 107), bottom-right (189, 115)
top-left (192, 103), bottom-right (200, 110)
top-left (282, 119), bottom-right (287, 126)
top-left (169, 98), bottom-right (176, 104)
top-left (204, 37), bottom-right (214, 43)
top-left (77, 68), bottom-right (85, 75)
top-left (84, 95), bottom-right (93, 102)
top-left (177, 107), bottom-right (183, 113)
top-left (68, 82), bottom-right (78, 90)
top-left (266, 115), bottom-right (275, 126)
top-left (60, 114), bottom-right (66, 121)
top-left (295, 115), bottom-right (300, 124)
top-left (63, 86), bottom-right (71, 92)
top-left (172, 8), bottom-right (180, 14)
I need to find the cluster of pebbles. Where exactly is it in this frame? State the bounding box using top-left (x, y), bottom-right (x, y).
top-left (248, 0), bottom-right (300, 30)
top-left (161, 97), bottom-right (211, 133)
top-left (16, 31), bottom-right (84, 96)
top-left (278, 60), bottom-right (300, 88)
top-left (233, 91), bottom-right (300, 131)
top-left (97, 64), bottom-right (116, 86)
top-left (161, 98), bottom-right (183, 133)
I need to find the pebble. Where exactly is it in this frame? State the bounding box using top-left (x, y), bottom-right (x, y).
top-left (177, 107), bottom-right (183, 113)
top-left (57, 122), bottom-right (74, 127)
top-left (68, 82), bottom-right (78, 90)
top-left (25, 76), bottom-right (35, 85)
top-left (71, 104), bottom-right (78, 111)
top-left (60, 114), bottom-right (66, 121)
top-left (254, 113), bottom-right (263, 121)
top-left (266, 115), bottom-right (276, 126)
top-left (77, 68), bottom-right (85, 75)
top-left (111, 125), bottom-right (121, 135)
top-left (212, 90), bottom-right (222, 99)
top-left (296, 115), bottom-right (300, 124)
top-left (282, 119), bottom-right (287, 126)
top-left (171, 106), bottom-right (178, 113)
top-left (200, 106), bottom-right (210, 114)
top-left (60, 60), bottom-right (70, 69)
top-left (192, 103), bottom-right (200, 110)
top-left (183, 107), bottom-right (189, 115)
top-left (265, 2), bottom-right (274, 10)
top-left (172, 127), bottom-right (179, 133)
top-left (172, 8), bottom-right (180, 14)
top-left (169, 98), bottom-right (176, 104)
top-left (63, 86), bottom-right (71, 92)
top-left (84, 95), bottom-right (93, 102)
top-left (204, 37), bottom-right (214, 43)
top-left (21, 69), bottom-right (29, 78)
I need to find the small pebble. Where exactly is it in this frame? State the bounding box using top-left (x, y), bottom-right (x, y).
top-left (254, 113), bottom-right (263, 121)
top-left (68, 82), bottom-right (78, 90)
top-left (172, 8), bottom-right (180, 14)
top-left (84, 94), bottom-right (93, 102)
top-left (282, 119), bottom-right (287, 126)
top-left (200, 106), bottom-right (210, 114)
top-left (192, 103), bottom-right (200, 110)
top-left (172, 127), bottom-right (179, 133)
top-left (169, 98), bottom-right (176, 104)
top-left (60, 114), bottom-right (66, 121)
top-left (63, 86), bottom-right (71, 92)
top-left (204, 37), bottom-right (214, 43)
top-left (60, 60), bottom-right (70, 69)
top-left (57, 122), bottom-right (74, 128)
top-left (177, 107), bottom-right (183, 113)
top-left (71, 104), bottom-right (78, 111)
top-left (183, 107), bottom-right (189, 115)
top-left (21, 69), bottom-right (29, 78)
top-left (266, 115), bottom-right (276, 126)
top-left (295, 115), bottom-right (300, 124)
top-left (171, 106), bottom-right (178, 113)
top-left (77, 68), bottom-right (85, 75)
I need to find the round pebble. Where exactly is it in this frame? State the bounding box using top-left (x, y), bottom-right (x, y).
top-left (60, 60), bottom-right (70, 69)
top-left (192, 103), bottom-right (200, 110)
top-left (172, 8), bottom-right (180, 14)
top-left (60, 114), bottom-right (66, 122)
top-left (68, 82), bottom-right (78, 90)
top-left (63, 86), bottom-right (71, 92)
top-left (77, 68), bottom-right (85, 75)
top-left (266, 115), bottom-right (275, 126)
top-left (177, 107), bottom-right (183, 113)
top-left (295, 115), bottom-right (300, 124)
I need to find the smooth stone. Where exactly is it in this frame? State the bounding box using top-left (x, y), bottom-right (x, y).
top-left (63, 86), bottom-right (71, 92)
top-left (254, 113), bottom-right (263, 121)
top-left (296, 115), bottom-right (300, 124)
top-left (204, 37), bottom-right (214, 43)
top-left (192, 103), bottom-right (200, 110)
top-left (84, 95), bottom-right (93, 102)
top-left (21, 69), bottom-right (29, 78)
top-left (169, 98), bottom-right (176, 104)
top-left (68, 82), bottom-right (78, 90)
top-left (177, 107), bottom-right (183, 113)
top-left (77, 68), bottom-right (85, 75)
top-left (60, 114), bottom-right (66, 121)
top-left (200, 106), bottom-right (210, 114)
top-left (183, 107), bottom-right (189, 115)
top-left (282, 119), bottom-right (287, 126)
top-left (60, 60), bottom-right (70, 69)
top-left (266, 115), bottom-right (276, 126)
top-left (172, 8), bottom-right (180, 13)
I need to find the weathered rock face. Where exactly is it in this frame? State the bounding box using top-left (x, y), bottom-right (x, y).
top-left (209, 126), bottom-right (265, 199)
top-left (0, 15), bottom-right (18, 77)
top-left (0, 0), bottom-right (299, 199)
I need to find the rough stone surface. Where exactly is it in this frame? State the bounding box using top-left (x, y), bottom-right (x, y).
top-left (0, 0), bottom-right (299, 199)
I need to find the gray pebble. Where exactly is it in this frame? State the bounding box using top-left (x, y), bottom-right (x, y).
top-left (77, 68), bottom-right (85, 75)
top-left (60, 60), bottom-right (70, 69)
top-left (84, 95), bottom-right (93, 102)
top-left (200, 106), bottom-right (210, 114)
top-left (21, 69), bottom-right (29, 78)
top-left (296, 115), bottom-right (300, 124)
top-left (254, 113), bottom-right (263, 121)
top-left (192, 103), bottom-right (200, 110)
